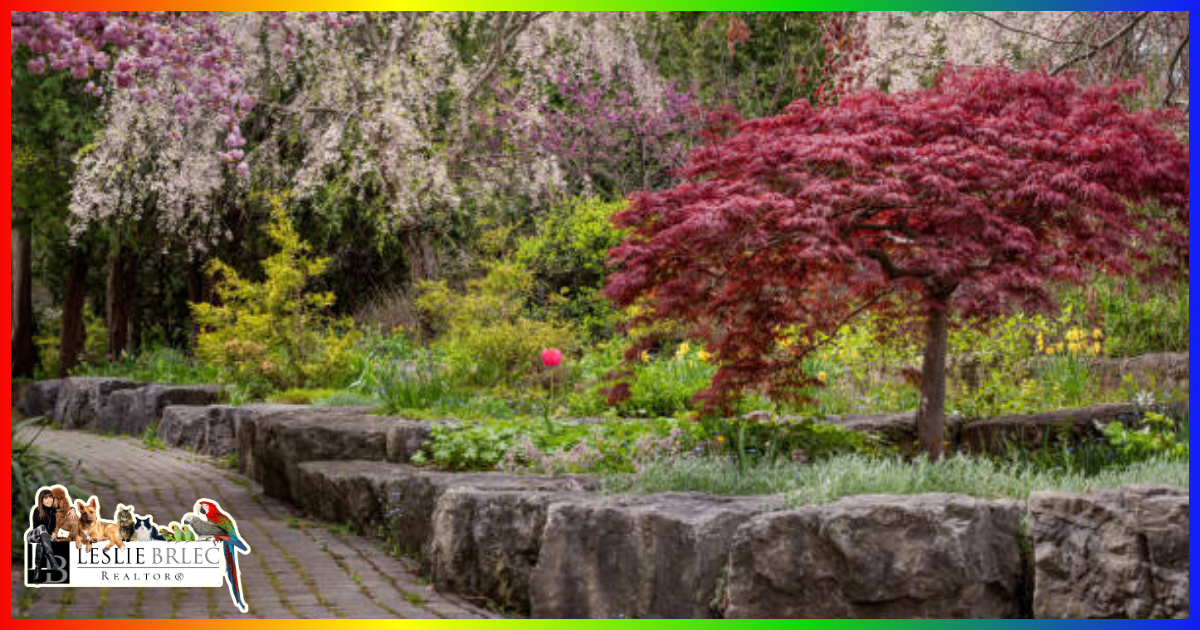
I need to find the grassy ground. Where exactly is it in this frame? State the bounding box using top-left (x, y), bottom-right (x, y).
top-left (603, 453), bottom-right (1189, 505)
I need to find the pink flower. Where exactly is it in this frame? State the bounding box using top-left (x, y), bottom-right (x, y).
top-left (541, 347), bottom-right (563, 367)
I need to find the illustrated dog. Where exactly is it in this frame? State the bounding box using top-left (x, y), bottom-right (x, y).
top-left (74, 498), bottom-right (125, 552)
top-left (50, 487), bottom-right (79, 543)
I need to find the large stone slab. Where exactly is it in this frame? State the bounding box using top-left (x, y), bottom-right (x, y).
top-left (52, 377), bottom-right (142, 430)
top-left (530, 493), bottom-right (781, 619)
top-left (97, 384), bottom-right (222, 436)
top-left (1091, 352), bottom-right (1189, 393)
top-left (428, 487), bottom-right (589, 614)
top-left (159, 403), bottom-right (297, 456)
top-left (293, 460), bottom-right (595, 562)
top-left (959, 403), bottom-right (1141, 455)
top-left (18, 379), bottom-right (63, 418)
top-left (1029, 485), bottom-right (1188, 619)
top-left (237, 407), bottom-right (436, 502)
top-left (724, 493), bottom-right (1025, 618)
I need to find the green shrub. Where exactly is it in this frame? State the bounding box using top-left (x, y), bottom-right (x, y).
top-left (76, 346), bottom-right (219, 385)
top-left (416, 261), bottom-right (575, 388)
top-left (192, 196), bottom-right (360, 398)
top-left (1104, 411), bottom-right (1188, 463)
top-left (11, 416), bottom-right (92, 560)
top-left (701, 415), bottom-right (885, 470)
top-left (516, 196), bottom-right (627, 340)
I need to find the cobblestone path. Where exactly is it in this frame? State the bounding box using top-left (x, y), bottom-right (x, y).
top-left (11, 427), bottom-right (498, 619)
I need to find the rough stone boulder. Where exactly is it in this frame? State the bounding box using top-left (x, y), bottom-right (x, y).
top-left (18, 379), bottom-right (63, 418)
top-left (293, 460), bottom-right (595, 564)
top-left (159, 403), bottom-right (294, 456)
top-left (428, 487), bottom-right (591, 613)
top-left (530, 493), bottom-right (782, 619)
top-left (821, 411), bottom-right (918, 446)
top-left (724, 493), bottom-right (1025, 618)
top-left (1029, 485), bottom-right (1188, 619)
top-left (1091, 352), bottom-right (1188, 393)
top-left (97, 384), bottom-right (221, 436)
top-left (238, 407), bottom-right (436, 502)
top-left (957, 403), bottom-right (1183, 455)
top-left (52, 377), bottom-right (142, 430)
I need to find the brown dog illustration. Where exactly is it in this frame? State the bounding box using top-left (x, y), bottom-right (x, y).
top-left (50, 486), bottom-right (79, 543)
top-left (74, 498), bottom-right (124, 552)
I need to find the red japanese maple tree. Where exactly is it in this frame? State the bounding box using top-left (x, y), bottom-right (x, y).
top-left (604, 67), bottom-right (1189, 458)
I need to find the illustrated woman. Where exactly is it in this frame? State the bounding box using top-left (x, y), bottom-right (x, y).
top-left (28, 489), bottom-right (57, 583)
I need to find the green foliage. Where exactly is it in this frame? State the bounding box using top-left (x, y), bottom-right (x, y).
top-left (516, 196), bottom-right (627, 340)
top-left (76, 346), bottom-right (218, 385)
top-left (702, 416), bottom-right (885, 472)
top-left (415, 261), bottom-right (574, 388)
top-left (266, 388), bottom-right (342, 405)
top-left (605, 452), bottom-right (1188, 502)
top-left (192, 197), bottom-right (361, 398)
top-left (1061, 276), bottom-right (1188, 356)
top-left (33, 306), bottom-right (111, 380)
top-left (415, 417), bottom-right (705, 473)
top-left (11, 416), bottom-right (92, 560)
top-left (140, 422), bottom-right (166, 451)
top-left (619, 343), bottom-right (718, 417)
top-left (1104, 412), bottom-right (1188, 463)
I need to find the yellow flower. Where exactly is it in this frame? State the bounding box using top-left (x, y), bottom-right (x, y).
top-left (1036, 333), bottom-right (1044, 351)
top-left (837, 350), bottom-right (846, 360)
top-left (817, 371), bottom-right (828, 383)
top-left (640, 350), bottom-right (651, 363)
top-left (1092, 328), bottom-right (1103, 340)
top-left (716, 435), bottom-right (726, 443)
top-left (849, 349), bottom-right (859, 360)
top-left (675, 342), bottom-right (690, 359)
top-left (1046, 346), bottom-right (1056, 356)
top-left (697, 350), bottom-right (711, 362)
top-left (1092, 342), bottom-right (1102, 355)
top-left (778, 337), bottom-right (793, 349)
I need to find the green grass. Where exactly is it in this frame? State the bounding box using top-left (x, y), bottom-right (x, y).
top-left (75, 346), bottom-right (219, 385)
top-left (604, 453), bottom-right (1188, 506)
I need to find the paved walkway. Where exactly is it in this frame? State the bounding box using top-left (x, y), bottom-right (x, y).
top-left (12, 427), bottom-right (498, 619)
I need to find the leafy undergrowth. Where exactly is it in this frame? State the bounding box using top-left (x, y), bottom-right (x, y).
top-left (604, 453), bottom-right (1188, 505)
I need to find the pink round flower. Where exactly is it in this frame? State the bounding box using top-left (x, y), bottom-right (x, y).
top-left (541, 347), bottom-right (563, 367)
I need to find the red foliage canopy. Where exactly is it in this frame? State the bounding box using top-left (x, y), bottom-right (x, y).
top-left (604, 67), bottom-right (1188, 410)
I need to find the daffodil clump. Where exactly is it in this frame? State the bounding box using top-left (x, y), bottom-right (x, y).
top-left (1038, 327), bottom-right (1105, 357)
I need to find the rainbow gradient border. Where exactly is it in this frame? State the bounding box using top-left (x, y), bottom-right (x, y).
top-left (2, 4), bottom-right (1195, 622)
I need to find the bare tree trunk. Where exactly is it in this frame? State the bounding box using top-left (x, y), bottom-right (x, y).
top-left (402, 229), bottom-right (439, 285)
top-left (59, 247), bottom-right (89, 376)
top-left (11, 221), bottom-right (36, 377)
top-left (916, 299), bottom-right (950, 460)
top-left (105, 245), bottom-right (138, 360)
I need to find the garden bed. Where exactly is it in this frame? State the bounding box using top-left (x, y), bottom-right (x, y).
top-left (16, 374), bottom-right (1191, 618)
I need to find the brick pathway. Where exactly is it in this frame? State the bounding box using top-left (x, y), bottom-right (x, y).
top-left (11, 428), bottom-right (499, 619)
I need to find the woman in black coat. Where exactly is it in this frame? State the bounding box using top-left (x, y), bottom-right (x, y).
top-left (28, 489), bottom-right (57, 583)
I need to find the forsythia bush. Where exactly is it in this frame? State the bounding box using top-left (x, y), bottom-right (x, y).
top-left (191, 198), bottom-right (360, 397)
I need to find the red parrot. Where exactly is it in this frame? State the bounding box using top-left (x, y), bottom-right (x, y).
top-left (196, 500), bottom-right (249, 612)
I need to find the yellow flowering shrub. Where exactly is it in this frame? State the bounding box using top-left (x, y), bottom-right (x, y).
top-left (191, 197), bottom-right (360, 398)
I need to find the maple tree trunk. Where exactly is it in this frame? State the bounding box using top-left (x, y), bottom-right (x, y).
top-left (59, 248), bottom-right (89, 376)
top-left (11, 222), bottom-right (36, 378)
top-left (106, 246), bottom-right (138, 360)
top-left (916, 300), bottom-right (949, 460)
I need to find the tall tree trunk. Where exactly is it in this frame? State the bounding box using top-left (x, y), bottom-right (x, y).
top-left (187, 256), bottom-right (208, 347)
top-left (11, 221), bottom-right (36, 377)
top-left (403, 229), bottom-right (439, 285)
top-left (59, 247), bottom-right (89, 376)
top-left (916, 299), bottom-right (950, 460)
top-left (106, 245), bottom-right (138, 360)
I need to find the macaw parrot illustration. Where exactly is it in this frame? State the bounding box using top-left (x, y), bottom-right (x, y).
top-left (183, 499), bottom-right (250, 613)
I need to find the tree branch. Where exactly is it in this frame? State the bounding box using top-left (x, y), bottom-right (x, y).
top-left (1051, 12), bottom-right (1148, 76)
